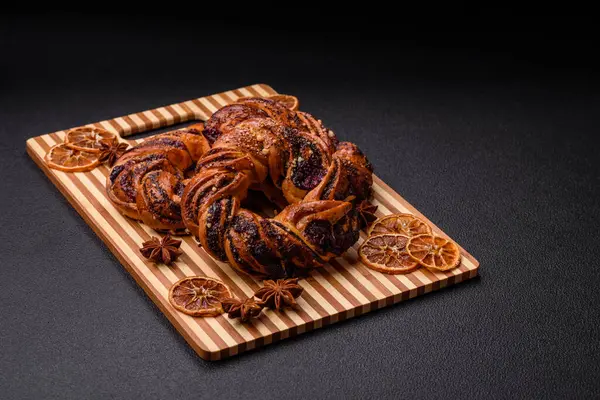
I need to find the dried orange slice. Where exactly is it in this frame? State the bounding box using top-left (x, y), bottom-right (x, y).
top-left (268, 94), bottom-right (299, 111)
top-left (168, 276), bottom-right (232, 317)
top-left (369, 213), bottom-right (432, 237)
top-left (358, 234), bottom-right (419, 274)
top-left (407, 234), bottom-right (461, 272)
top-left (65, 127), bottom-right (116, 152)
top-left (44, 143), bottom-right (100, 172)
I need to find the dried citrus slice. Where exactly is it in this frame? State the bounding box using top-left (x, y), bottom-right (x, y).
top-left (65, 126), bottom-right (116, 152)
top-left (44, 143), bottom-right (100, 172)
top-left (407, 234), bottom-right (461, 272)
top-left (358, 234), bottom-right (419, 274)
top-left (369, 213), bottom-right (432, 237)
top-left (268, 94), bottom-right (299, 111)
top-left (168, 276), bottom-right (232, 317)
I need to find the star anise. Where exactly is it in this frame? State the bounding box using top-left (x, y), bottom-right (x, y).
top-left (140, 234), bottom-right (183, 265)
top-left (356, 200), bottom-right (378, 229)
top-left (221, 297), bottom-right (264, 322)
top-left (98, 138), bottom-right (129, 167)
top-left (254, 278), bottom-right (304, 310)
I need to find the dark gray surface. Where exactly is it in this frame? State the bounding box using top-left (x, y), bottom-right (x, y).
top-left (2, 15), bottom-right (600, 399)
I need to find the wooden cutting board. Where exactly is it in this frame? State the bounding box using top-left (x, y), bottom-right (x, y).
top-left (26, 83), bottom-right (480, 361)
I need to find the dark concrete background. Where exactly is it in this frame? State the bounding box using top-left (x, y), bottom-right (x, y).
top-left (1, 13), bottom-right (599, 399)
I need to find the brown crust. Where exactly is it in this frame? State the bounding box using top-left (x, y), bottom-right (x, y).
top-left (105, 127), bottom-right (210, 232)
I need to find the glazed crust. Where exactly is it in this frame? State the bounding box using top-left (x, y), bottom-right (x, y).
top-left (106, 124), bottom-right (210, 232)
top-left (106, 99), bottom-right (374, 278)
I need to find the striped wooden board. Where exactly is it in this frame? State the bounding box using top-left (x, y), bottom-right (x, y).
top-left (26, 83), bottom-right (479, 361)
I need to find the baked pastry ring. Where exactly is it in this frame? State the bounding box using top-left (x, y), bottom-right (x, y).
top-left (107, 97), bottom-right (373, 278)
